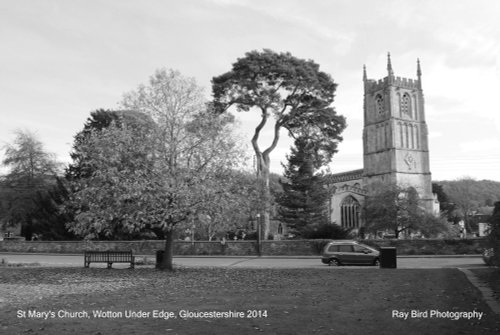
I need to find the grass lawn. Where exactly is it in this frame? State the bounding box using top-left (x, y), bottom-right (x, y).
top-left (470, 267), bottom-right (500, 302)
top-left (1, 267), bottom-right (499, 335)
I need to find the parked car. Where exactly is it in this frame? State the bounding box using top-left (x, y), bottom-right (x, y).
top-left (482, 248), bottom-right (494, 266)
top-left (321, 240), bottom-right (380, 266)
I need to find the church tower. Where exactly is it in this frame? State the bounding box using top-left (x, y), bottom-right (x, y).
top-left (362, 53), bottom-right (434, 212)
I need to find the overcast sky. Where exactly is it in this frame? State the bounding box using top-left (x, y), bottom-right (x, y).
top-left (1, 0), bottom-right (499, 182)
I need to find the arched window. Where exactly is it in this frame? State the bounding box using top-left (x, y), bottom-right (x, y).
top-left (278, 223), bottom-right (283, 235)
top-left (341, 196), bottom-right (361, 228)
top-left (375, 94), bottom-right (384, 115)
top-left (401, 93), bottom-right (411, 117)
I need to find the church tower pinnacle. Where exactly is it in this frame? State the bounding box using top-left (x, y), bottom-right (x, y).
top-left (387, 52), bottom-right (394, 77)
top-left (417, 58), bottom-right (422, 88)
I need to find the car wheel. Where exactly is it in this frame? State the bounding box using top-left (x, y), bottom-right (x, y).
top-left (373, 258), bottom-right (380, 266)
top-left (328, 258), bottom-right (340, 266)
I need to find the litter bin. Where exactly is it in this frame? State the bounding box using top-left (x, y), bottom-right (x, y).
top-left (156, 250), bottom-right (164, 269)
top-left (380, 247), bottom-right (397, 268)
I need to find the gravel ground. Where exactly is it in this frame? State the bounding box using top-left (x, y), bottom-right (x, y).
top-left (1, 267), bottom-right (499, 335)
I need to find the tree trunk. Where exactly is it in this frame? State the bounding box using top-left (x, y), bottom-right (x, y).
top-left (463, 213), bottom-right (472, 237)
top-left (251, 112), bottom-right (282, 240)
top-left (262, 181), bottom-right (271, 240)
top-left (159, 229), bottom-right (174, 271)
top-left (257, 158), bottom-right (271, 240)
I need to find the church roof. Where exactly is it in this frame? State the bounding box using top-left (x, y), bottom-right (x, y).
top-left (325, 169), bottom-right (364, 184)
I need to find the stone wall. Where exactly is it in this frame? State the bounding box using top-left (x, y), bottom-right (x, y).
top-left (0, 238), bottom-right (487, 256)
top-left (361, 238), bottom-right (487, 255)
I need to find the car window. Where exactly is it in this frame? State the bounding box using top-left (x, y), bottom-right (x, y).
top-left (338, 245), bottom-right (353, 252)
top-left (328, 245), bottom-right (339, 252)
top-left (353, 245), bottom-right (370, 253)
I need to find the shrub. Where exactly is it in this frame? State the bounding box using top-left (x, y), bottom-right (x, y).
top-left (488, 202), bottom-right (500, 266)
top-left (300, 223), bottom-right (351, 240)
top-left (311, 240), bottom-right (332, 254)
top-left (243, 231), bottom-right (258, 240)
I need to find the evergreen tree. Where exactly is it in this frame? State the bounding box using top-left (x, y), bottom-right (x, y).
top-left (66, 109), bottom-right (119, 180)
top-left (66, 109), bottom-right (154, 180)
top-left (1, 129), bottom-right (61, 240)
top-left (30, 178), bottom-right (76, 240)
top-left (277, 137), bottom-right (330, 236)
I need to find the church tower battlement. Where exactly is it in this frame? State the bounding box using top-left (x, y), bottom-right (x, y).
top-left (362, 53), bottom-right (434, 212)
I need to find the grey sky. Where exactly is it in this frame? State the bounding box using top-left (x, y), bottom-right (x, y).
top-left (1, 0), bottom-right (499, 181)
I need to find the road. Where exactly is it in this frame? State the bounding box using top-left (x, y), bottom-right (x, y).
top-left (0, 253), bottom-right (486, 269)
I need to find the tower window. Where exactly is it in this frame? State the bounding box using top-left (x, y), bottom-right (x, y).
top-left (375, 94), bottom-right (384, 115)
top-left (401, 93), bottom-right (411, 116)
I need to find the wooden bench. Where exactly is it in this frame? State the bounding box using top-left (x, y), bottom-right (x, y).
top-left (84, 251), bottom-right (135, 269)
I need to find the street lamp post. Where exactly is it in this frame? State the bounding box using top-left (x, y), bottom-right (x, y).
top-left (256, 213), bottom-right (261, 256)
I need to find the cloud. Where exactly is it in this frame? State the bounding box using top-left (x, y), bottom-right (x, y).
top-left (460, 139), bottom-right (500, 154)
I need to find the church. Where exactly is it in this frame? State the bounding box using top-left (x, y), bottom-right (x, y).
top-left (325, 54), bottom-right (440, 234)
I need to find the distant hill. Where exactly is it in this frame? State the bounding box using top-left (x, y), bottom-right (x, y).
top-left (434, 179), bottom-right (500, 206)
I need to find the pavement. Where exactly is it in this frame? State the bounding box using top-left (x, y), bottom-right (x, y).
top-left (0, 252), bottom-right (487, 269)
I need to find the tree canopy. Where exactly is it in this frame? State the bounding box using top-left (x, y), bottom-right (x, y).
top-left (363, 184), bottom-right (446, 238)
top-left (441, 177), bottom-right (480, 234)
top-left (65, 69), bottom-right (244, 270)
top-left (66, 109), bottom-right (156, 180)
top-left (438, 178), bottom-right (500, 207)
top-left (212, 49), bottom-right (346, 238)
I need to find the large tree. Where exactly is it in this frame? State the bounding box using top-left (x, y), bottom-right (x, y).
top-left (0, 129), bottom-right (61, 239)
top-left (65, 69), bottom-right (243, 270)
top-left (432, 182), bottom-right (458, 223)
top-left (443, 177), bottom-right (481, 235)
top-left (212, 49), bottom-right (346, 238)
top-left (192, 169), bottom-right (255, 241)
top-left (363, 184), bottom-right (445, 238)
top-left (277, 136), bottom-right (330, 236)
